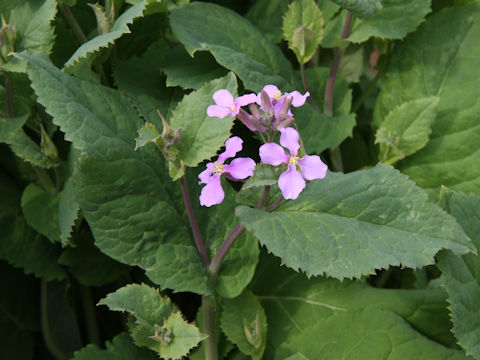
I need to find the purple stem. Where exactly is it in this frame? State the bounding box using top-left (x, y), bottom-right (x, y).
top-left (180, 176), bottom-right (210, 267)
top-left (324, 11), bottom-right (353, 116)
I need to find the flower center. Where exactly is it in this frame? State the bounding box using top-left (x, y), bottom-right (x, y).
top-left (213, 161), bottom-right (224, 174)
top-left (230, 104), bottom-right (236, 111)
top-left (288, 156), bottom-right (298, 166)
top-left (273, 91), bottom-right (282, 101)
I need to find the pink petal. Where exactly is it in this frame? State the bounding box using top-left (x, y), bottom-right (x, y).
top-left (207, 105), bottom-right (232, 118)
top-left (224, 157), bottom-right (256, 180)
top-left (298, 155), bottom-right (328, 181)
top-left (285, 91), bottom-right (310, 107)
top-left (259, 143), bottom-right (289, 166)
top-left (278, 165), bottom-right (306, 200)
top-left (236, 93), bottom-right (257, 107)
top-left (279, 127), bottom-right (300, 156)
top-left (198, 162), bottom-right (215, 184)
top-left (212, 89), bottom-right (234, 107)
top-left (256, 84), bottom-right (281, 105)
top-left (199, 173), bottom-right (225, 207)
top-left (218, 136), bottom-right (243, 163)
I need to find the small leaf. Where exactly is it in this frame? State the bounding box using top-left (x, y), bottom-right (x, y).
top-left (221, 291), bottom-right (267, 360)
top-left (135, 122), bottom-right (162, 150)
top-left (283, 0), bottom-right (324, 64)
top-left (169, 73), bottom-right (238, 167)
top-left (331, 0), bottom-right (382, 19)
top-left (241, 164), bottom-right (283, 190)
top-left (88, 3), bottom-right (112, 35)
top-left (375, 97), bottom-right (439, 165)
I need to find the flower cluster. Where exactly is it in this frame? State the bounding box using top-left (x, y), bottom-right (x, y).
top-left (199, 84), bottom-right (327, 206)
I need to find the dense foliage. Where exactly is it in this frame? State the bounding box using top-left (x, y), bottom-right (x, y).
top-left (1, 0), bottom-right (479, 359)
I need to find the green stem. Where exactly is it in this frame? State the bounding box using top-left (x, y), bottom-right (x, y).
top-left (79, 285), bottom-right (101, 346)
top-left (59, 4), bottom-right (87, 44)
top-left (202, 296), bottom-right (218, 360)
top-left (34, 167), bottom-right (57, 194)
top-left (41, 281), bottom-right (67, 360)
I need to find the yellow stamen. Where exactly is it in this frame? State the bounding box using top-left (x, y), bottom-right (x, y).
top-left (288, 156), bottom-right (298, 166)
top-left (230, 104), bottom-right (236, 111)
top-left (273, 91), bottom-right (282, 101)
top-left (213, 161), bottom-right (224, 174)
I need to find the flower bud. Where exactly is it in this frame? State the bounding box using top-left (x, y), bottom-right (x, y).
top-left (0, 15), bottom-right (17, 65)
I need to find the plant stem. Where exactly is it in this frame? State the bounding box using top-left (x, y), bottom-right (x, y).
top-left (41, 281), bottom-right (66, 360)
top-left (266, 196), bottom-right (283, 211)
top-left (79, 285), bottom-right (100, 346)
top-left (324, 11), bottom-right (353, 173)
top-left (180, 176), bottom-right (210, 267)
top-left (59, 4), bottom-right (87, 44)
top-left (202, 295), bottom-right (218, 360)
top-left (5, 75), bottom-right (14, 118)
top-left (300, 63), bottom-right (321, 112)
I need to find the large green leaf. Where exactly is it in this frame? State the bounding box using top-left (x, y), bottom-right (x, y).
top-left (170, 73), bottom-right (238, 168)
top-left (236, 164), bottom-right (473, 279)
top-left (220, 290), bottom-right (267, 360)
top-left (376, 97), bottom-right (439, 165)
top-left (276, 309), bottom-right (469, 360)
top-left (283, 0), bottom-right (324, 64)
top-left (437, 190), bottom-right (480, 358)
top-left (64, 1), bottom-right (147, 69)
top-left (347, 0), bottom-right (431, 43)
top-left (170, 2), bottom-right (295, 92)
top-left (99, 284), bottom-right (206, 359)
top-left (252, 252), bottom-right (458, 358)
top-left (374, 5), bottom-right (480, 196)
top-left (18, 52), bottom-right (210, 294)
top-left (331, 0), bottom-right (382, 19)
top-left (71, 333), bottom-right (157, 360)
top-left (2, 0), bottom-right (57, 72)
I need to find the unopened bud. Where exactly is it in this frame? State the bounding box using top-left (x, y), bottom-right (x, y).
top-left (248, 103), bottom-right (261, 119)
top-left (0, 15), bottom-right (18, 64)
top-left (237, 108), bottom-right (257, 132)
top-left (276, 96), bottom-right (293, 121)
top-left (276, 116), bottom-right (295, 130)
top-left (260, 90), bottom-right (274, 118)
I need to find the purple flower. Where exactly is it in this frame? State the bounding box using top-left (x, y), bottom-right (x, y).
top-left (256, 85), bottom-right (310, 115)
top-left (199, 137), bottom-right (256, 207)
top-left (207, 89), bottom-right (257, 118)
top-left (259, 127), bottom-right (327, 200)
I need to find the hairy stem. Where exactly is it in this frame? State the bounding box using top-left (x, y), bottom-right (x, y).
top-left (202, 296), bottom-right (218, 360)
top-left (5, 75), bottom-right (14, 118)
top-left (180, 176), bottom-right (210, 267)
top-left (59, 4), bottom-right (87, 44)
top-left (300, 63), bottom-right (321, 112)
top-left (324, 11), bottom-right (353, 173)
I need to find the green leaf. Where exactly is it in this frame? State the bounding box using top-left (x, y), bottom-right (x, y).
top-left (99, 284), bottom-right (206, 359)
top-left (58, 177), bottom-right (79, 245)
top-left (293, 67), bottom-right (354, 153)
top-left (376, 97), bottom-right (439, 165)
top-left (2, 0), bottom-right (57, 73)
top-left (236, 164), bottom-right (473, 280)
top-left (58, 228), bottom-right (129, 286)
top-left (21, 183), bottom-right (61, 243)
top-left (169, 73), bottom-right (237, 167)
top-left (276, 309), bottom-right (469, 360)
top-left (242, 164), bottom-right (283, 190)
top-left (71, 333), bottom-right (157, 360)
top-left (374, 5), bottom-right (480, 196)
top-left (437, 190), bottom-right (480, 358)
top-left (252, 252), bottom-right (457, 355)
top-left (134, 122), bottom-right (162, 150)
top-left (347, 0), bottom-right (431, 43)
top-left (283, 0), bottom-right (324, 64)
top-left (246, 0), bottom-right (291, 43)
top-left (0, 261), bottom-right (38, 360)
top-left (161, 45), bottom-right (228, 90)
top-left (0, 171), bottom-right (65, 281)
top-left (64, 1), bottom-right (147, 69)
top-left (18, 52), bottom-right (210, 294)
top-left (170, 2), bottom-right (295, 92)
top-left (331, 0), bottom-right (383, 19)
top-left (220, 290), bottom-right (267, 359)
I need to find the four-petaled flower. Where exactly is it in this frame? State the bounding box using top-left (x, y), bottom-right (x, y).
top-left (207, 89), bottom-right (257, 119)
top-left (256, 84), bottom-right (310, 116)
top-left (198, 137), bottom-right (256, 207)
top-left (259, 127), bottom-right (327, 200)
